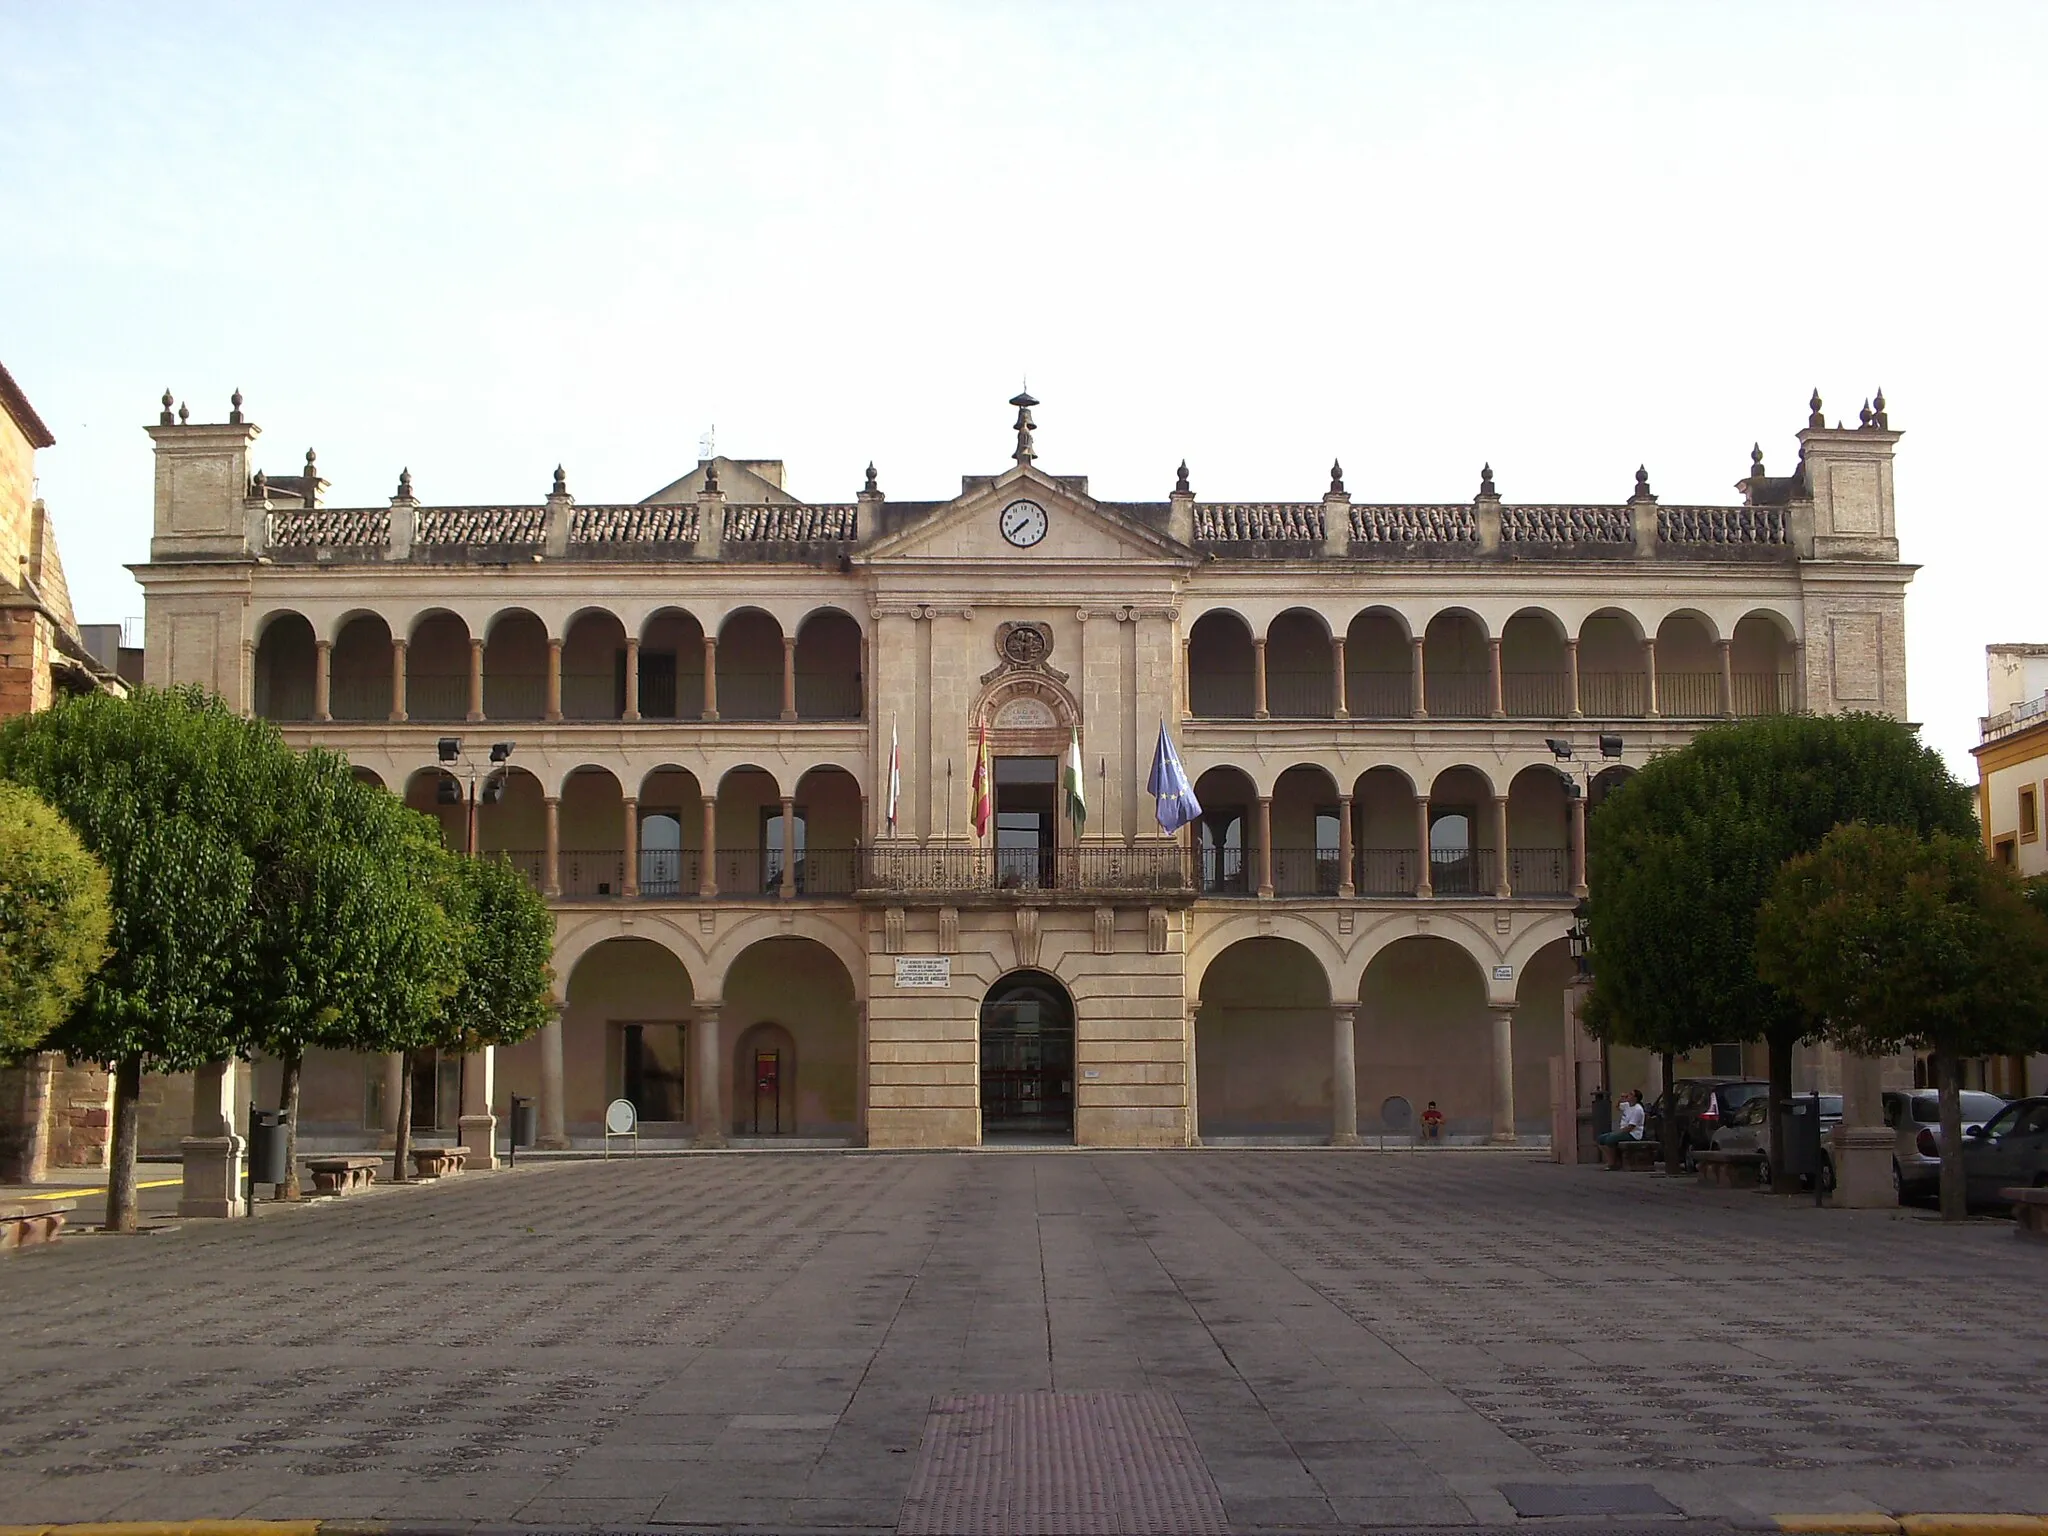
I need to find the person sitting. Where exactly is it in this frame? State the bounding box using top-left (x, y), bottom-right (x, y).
top-left (1420, 1101), bottom-right (1445, 1141)
top-left (1596, 1089), bottom-right (1646, 1147)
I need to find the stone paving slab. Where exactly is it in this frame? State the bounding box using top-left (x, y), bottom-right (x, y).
top-left (0, 1151), bottom-right (2044, 1532)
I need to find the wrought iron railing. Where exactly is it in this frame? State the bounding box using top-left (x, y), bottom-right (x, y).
top-left (1656, 670), bottom-right (1721, 717)
top-left (1502, 672), bottom-right (1571, 718)
top-left (1270, 847), bottom-right (1344, 897)
top-left (1343, 672), bottom-right (1413, 718)
top-left (1508, 846), bottom-right (1572, 897)
top-left (1733, 671), bottom-right (1796, 717)
top-left (1423, 674), bottom-right (1490, 719)
top-left (1429, 846), bottom-right (1499, 896)
top-left (1356, 848), bottom-right (1418, 896)
top-left (861, 844), bottom-right (1198, 895)
top-left (1264, 673), bottom-right (1335, 719)
top-left (1579, 671), bottom-right (1648, 718)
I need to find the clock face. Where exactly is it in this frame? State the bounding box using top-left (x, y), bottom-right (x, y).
top-left (999, 499), bottom-right (1048, 548)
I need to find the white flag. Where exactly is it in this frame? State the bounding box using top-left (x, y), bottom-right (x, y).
top-left (886, 714), bottom-right (901, 832)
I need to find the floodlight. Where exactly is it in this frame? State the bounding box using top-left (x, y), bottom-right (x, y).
top-left (490, 741), bottom-right (516, 762)
top-left (481, 776), bottom-right (505, 805)
top-left (437, 737), bottom-right (461, 762)
top-left (1599, 734), bottom-right (1624, 758)
top-left (1545, 737), bottom-right (1573, 760)
top-left (436, 777), bottom-right (461, 804)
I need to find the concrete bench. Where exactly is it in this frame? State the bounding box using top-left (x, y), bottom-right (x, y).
top-left (410, 1146), bottom-right (470, 1179)
top-left (1601, 1138), bottom-right (1659, 1171)
top-left (307, 1155), bottom-right (381, 1196)
top-left (1694, 1150), bottom-right (1765, 1190)
top-left (1, 1199), bottom-right (76, 1251)
top-left (2004, 1187), bottom-right (2048, 1242)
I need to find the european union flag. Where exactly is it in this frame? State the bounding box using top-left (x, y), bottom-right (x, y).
top-left (1147, 721), bottom-right (1203, 834)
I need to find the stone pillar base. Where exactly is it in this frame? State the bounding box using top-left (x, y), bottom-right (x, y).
top-left (1330, 1132), bottom-right (1361, 1148)
top-left (1491, 1130), bottom-right (1518, 1145)
top-left (457, 1114), bottom-right (499, 1171)
top-left (1830, 1125), bottom-right (1892, 1208)
top-left (535, 1134), bottom-right (573, 1151)
top-left (178, 1134), bottom-right (247, 1218)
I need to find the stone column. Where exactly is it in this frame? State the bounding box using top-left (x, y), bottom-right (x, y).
top-left (1331, 635), bottom-right (1348, 719)
top-left (458, 1046), bottom-right (498, 1170)
top-left (693, 1001), bottom-right (726, 1148)
top-left (1252, 637), bottom-right (1269, 720)
top-left (1642, 636), bottom-right (1659, 719)
top-left (545, 638), bottom-right (564, 722)
top-left (542, 796), bottom-right (561, 897)
top-left (0, 1052), bottom-right (56, 1184)
top-left (623, 636), bottom-right (641, 721)
top-left (1180, 636), bottom-right (1192, 720)
top-left (1414, 794), bottom-right (1434, 898)
top-left (313, 639), bottom-right (332, 722)
top-left (390, 636), bottom-right (408, 723)
top-left (240, 637), bottom-right (256, 717)
top-left (537, 1011), bottom-right (570, 1149)
top-left (1717, 637), bottom-right (1736, 718)
top-left (1792, 638), bottom-right (1808, 712)
top-left (1490, 1007), bottom-right (1517, 1143)
top-left (1336, 794), bottom-right (1355, 899)
top-left (701, 634), bottom-right (720, 720)
top-left (621, 797), bottom-right (639, 898)
top-left (1569, 792), bottom-right (1588, 898)
top-left (781, 634), bottom-right (799, 721)
top-left (177, 1059), bottom-right (246, 1218)
top-left (1256, 796), bottom-right (1275, 898)
top-left (699, 795), bottom-right (719, 898)
top-left (1331, 1006), bottom-right (1360, 1147)
top-left (467, 636), bottom-right (485, 722)
top-left (1492, 795), bottom-right (1512, 898)
top-left (1488, 636), bottom-right (1505, 718)
top-left (779, 795), bottom-right (798, 898)
top-left (1410, 634), bottom-right (1427, 719)
top-left (380, 1053), bottom-right (405, 1149)
top-left (1186, 1000), bottom-right (1203, 1148)
top-left (1831, 1051), bottom-right (1892, 1208)
top-left (1565, 638), bottom-right (1582, 718)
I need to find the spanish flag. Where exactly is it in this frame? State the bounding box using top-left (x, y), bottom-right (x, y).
top-left (970, 722), bottom-right (993, 838)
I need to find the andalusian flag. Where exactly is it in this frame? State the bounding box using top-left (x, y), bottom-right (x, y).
top-left (1063, 727), bottom-right (1087, 835)
top-left (969, 723), bottom-right (993, 838)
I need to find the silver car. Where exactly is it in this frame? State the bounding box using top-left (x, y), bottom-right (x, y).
top-left (1709, 1093), bottom-right (1842, 1190)
top-left (1882, 1089), bottom-right (2008, 1203)
top-left (1961, 1096), bottom-right (2048, 1207)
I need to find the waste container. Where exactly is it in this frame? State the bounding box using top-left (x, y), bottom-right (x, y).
top-left (1778, 1094), bottom-right (1823, 1180)
top-left (1590, 1089), bottom-right (1613, 1140)
top-left (508, 1096), bottom-right (537, 1153)
top-left (247, 1107), bottom-right (289, 1187)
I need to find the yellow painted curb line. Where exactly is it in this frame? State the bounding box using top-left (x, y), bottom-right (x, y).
top-left (1776, 1517), bottom-right (1900, 1534)
top-left (9, 1179), bottom-right (183, 1203)
top-left (0, 1523), bottom-right (331, 1536)
top-left (1777, 1518), bottom-right (2048, 1536)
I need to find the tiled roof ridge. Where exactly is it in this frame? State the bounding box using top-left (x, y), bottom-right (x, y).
top-left (570, 503), bottom-right (701, 542)
top-left (1657, 504), bottom-right (1791, 545)
top-left (723, 503), bottom-right (858, 542)
top-left (1349, 504), bottom-right (1478, 543)
top-left (1499, 504), bottom-right (1633, 543)
top-left (267, 507), bottom-right (390, 548)
top-left (1192, 503), bottom-right (1325, 541)
top-left (415, 505), bottom-right (547, 544)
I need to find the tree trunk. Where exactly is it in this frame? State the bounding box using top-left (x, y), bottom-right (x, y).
top-left (276, 1049), bottom-right (304, 1200)
top-left (1937, 1049), bottom-right (1968, 1222)
top-left (1659, 1051), bottom-right (1678, 1171)
top-left (105, 1054), bottom-right (143, 1234)
top-left (392, 1052), bottom-right (413, 1183)
top-left (1767, 1026), bottom-right (1797, 1194)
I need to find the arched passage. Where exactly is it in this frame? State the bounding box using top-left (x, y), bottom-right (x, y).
top-left (561, 936), bottom-right (696, 1134)
top-left (981, 969), bottom-right (1076, 1141)
top-left (1192, 766), bottom-right (1257, 895)
top-left (1423, 610), bottom-right (1489, 719)
top-left (561, 609), bottom-right (627, 721)
top-left (1655, 612), bottom-right (1720, 717)
top-left (1732, 612), bottom-right (1797, 715)
top-left (1506, 764), bottom-right (1572, 898)
top-left (1512, 937), bottom-right (1575, 1141)
top-left (1188, 612), bottom-right (1255, 718)
top-left (1352, 766), bottom-right (1421, 896)
top-left (1344, 609), bottom-right (1412, 719)
top-left (1196, 936), bottom-right (1332, 1139)
top-left (792, 765), bottom-right (863, 895)
top-left (408, 610), bottom-right (471, 723)
top-left (640, 608), bottom-right (707, 720)
top-left (254, 612), bottom-right (316, 721)
top-left (1501, 609), bottom-right (1569, 719)
top-left (484, 609), bottom-right (549, 721)
top-left (716, 610), bottom-right (784, 722)
top-left (331, 613), bottom-right (394, 721)
top-left (723, 936), bottom-right (859, 1138)
top-left (1266, 609), bottom-right (1333, 719)
top-left (1428, 765), bottom-right (1498, 896)
top-left (1578, 610), bottom-right (1646, 718)
top-left (1271, 763), bottom-right (1340, 895)
top-left (1356, 936), bottom-right (1493, 1139)
top-left (795, 609), bottom-right (863, 720)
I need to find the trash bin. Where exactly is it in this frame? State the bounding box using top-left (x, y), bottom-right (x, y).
top-left (1779, 1094), bottom-right (1823, 1180)
top-left (247, 1107), bottom-right (289, 1187)
top-left (1590, 1089), bottom-right (1613, 1140)
top-left (509, 1096), bottom-right (537, 1152)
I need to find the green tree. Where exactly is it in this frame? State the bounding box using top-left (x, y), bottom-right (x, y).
top-left (0, 688), bottom-right (291, 1230)
top-left (249, 752), bottom-right (462, 1197)
top-left (0, 781), bottom-right (114, 1058)
top-left (1757, 823), bottom-right (2048, 1218)
top-left (1585, 713), bottom-right (1975, 1191)
top-left (392, 851), bottom-right (555, 1181)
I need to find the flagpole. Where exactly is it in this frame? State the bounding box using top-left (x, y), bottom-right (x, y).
top-left (945, 759), bottom-right (952, 843)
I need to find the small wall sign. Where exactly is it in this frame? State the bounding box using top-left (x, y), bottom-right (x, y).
top-left (894, 956), bottom-right (952, 989)
top-left (1493, 964), bottom-right (1515, 981)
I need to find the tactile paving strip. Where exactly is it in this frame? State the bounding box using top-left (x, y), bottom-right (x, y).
top-left (898, 1391), bottom-right (1227, 1536)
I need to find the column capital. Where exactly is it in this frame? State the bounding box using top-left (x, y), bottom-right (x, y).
top-left (544, 793), bottom-right (560, 806)
top-left (1331, 1004), bottom-right (1358, 1022)
top-left (694, 998), bottom-right (724, 1017)
top-left (315, 636), bottom-right (332, 651)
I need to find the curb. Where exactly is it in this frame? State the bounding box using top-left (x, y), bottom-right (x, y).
top-left (0, 1525), bottom-right (341, 1536)
top-left (1776, 1518), bottom-right (2048, 1536)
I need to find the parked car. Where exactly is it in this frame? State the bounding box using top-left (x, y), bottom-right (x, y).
top-left (1882, 1089), bottom-right (2008, 1203)
top-left (1961, 1096), bottom-right (2048, 1207)
top-left (1659, 1078), bottom-right (1772, 1171)
top-left (1709, 1092), bottom-right (1842, 1190)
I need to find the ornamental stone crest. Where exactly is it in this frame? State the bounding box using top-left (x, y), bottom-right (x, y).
top-left (982, 621), bottom-right (1067, 686)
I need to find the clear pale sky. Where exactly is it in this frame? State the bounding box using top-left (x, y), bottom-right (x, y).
top-left (5, 2), bottom-right (2041, 775)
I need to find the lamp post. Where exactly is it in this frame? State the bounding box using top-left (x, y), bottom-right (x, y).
top-left (436, 737), bottom-right (516, 856)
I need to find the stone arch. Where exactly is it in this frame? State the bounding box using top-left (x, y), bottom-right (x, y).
top-left (1271, 763), bottom-right (1343, 896)
top-left (483, 608), bottom-right (550, 721)
top-left (1427, 765), bottom-right (1499, 896)
top-left (1188, 610), bottom-right (1256, 718)
top-left (1265, 608), bottom-right (1334, 719)
top-left (1654, 609), bottom-right (1722, 717)
top-left (253, 609), bottom-right (317, 721)
top-left (1577, 607), bottom-right (1649, 718)
top-left (330, 611), bottom-right (394, 722)
top-left (972, 671), bottom-right (1080, 762)
top-left (794, 606), bottom-right (864, 720)
top-left (1505, 763), bottom-right (1572, 898)
top-left (716, 607), bottom-right (785, 721)
top-left (557, 932), bottom-right (700, 1133)
top-left (1422, 607), bottom-right (1490, 719)
top-left (407, 608), bottom-right (472, 723)
top-left (1191, 765), bottom-right (1259, 895)
top-left (1732, 610), bottom-right (1799, 715)
top-left (1343, 606), bottom-right (1414, 719)
top-left (1195, 935), bottom-right (1333, 1139)
top-left (1355, 933), bottom-right (1496, 1140)
top-left (561, 608), bottom-right (628, 722)
top-left (722, 934), bottom-right (861, 1137)
top-left (1500, 607), bottom-right (1570, 719)
top-left (553, 913), bottom-right (705, 1000)
top-left (639, 606), bottom-right (708, 720)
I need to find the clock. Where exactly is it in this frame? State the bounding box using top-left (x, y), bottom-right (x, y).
top-left (999, 499), bottom-right (1048, 548)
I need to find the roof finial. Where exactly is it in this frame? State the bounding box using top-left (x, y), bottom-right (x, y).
top-left (1478, 462), bottom-right (1497, 498)
top-left (177, 400), bottom-right (189, 425)
top-left (229, 388), bottom-right (244, 425)
top-left (251, 469), bottom-right (268, 499)
top-left (159, 389), bottom-right (175, 426)
top-left (1328, 460), bottom-right (1345, 496)
top-left (703, 459), bottom-right (719, 493)
top-left (552, 464), bottom-right (568, 497)
top-left (864, 461), bottom-right (879, 494)
top-left (1750, 442), bottom-right (1765, 479)
top-left (1808, 388), bottom-right (1825, 429)
top-left (1009, 389), bottom-right (1039, 465)
top-left (1858, 399), bottom-right (1873, 428)
top-left (1872, 387), bottom-right (1887, 428)
top-left (1633, 464), bottom-right (1652, 499)
top-left (396, 467), bottom-right (414, 500)
top-left (1174, 459), bottom-right (1191, 496)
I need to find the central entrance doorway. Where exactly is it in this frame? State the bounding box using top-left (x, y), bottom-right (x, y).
top-left (994, 756), bottom-right (1056, 889)
top-left (979, 969), bottom-right (1076, 1140)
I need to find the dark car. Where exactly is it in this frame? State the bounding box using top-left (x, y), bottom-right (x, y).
top-left (1656, 1077), bottom-right (1772, 1171)
top-left (1962, 1096), bottom-right (2048, 1207)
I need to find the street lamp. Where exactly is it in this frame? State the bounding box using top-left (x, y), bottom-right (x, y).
top-left (432, 736), bottom-right (516, 855)
top-left (1568, 898), bottom-right (1592, 978)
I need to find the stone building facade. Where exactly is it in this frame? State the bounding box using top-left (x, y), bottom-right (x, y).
top-left (132, 387), bottom-right (1913, 1154)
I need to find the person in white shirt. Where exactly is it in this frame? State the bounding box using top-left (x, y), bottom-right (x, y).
top-left (1598, 1089), bottom-right (1647, 1146)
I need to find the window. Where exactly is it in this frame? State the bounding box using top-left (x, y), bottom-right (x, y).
top-left (1709, 1042), bottom-right (1744, 1077)
top-left (1428, 806), bottom-right (1476, 894)
top-left (1995, 835), bottom-right (2018, 868)
top-left (1200, 808), bottom-right (1246, 893)
top-left (2022, 786), bottom-right (2039, 843)
top-left (762, 805), bottom-right (808, 893)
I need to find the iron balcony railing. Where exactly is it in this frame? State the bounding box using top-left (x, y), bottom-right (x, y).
top-left (860, 844), bottom-right (1199, 895)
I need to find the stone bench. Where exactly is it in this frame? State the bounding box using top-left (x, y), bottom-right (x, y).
top-left (2005, 1187), bottom-right (2048, 1242)
top-left (410, 1146), bottom-right (470, 1179)
top-left (1601, 1138), bottom-right (1659, 1171)
top-left (1694, 1150), bottom-right (1765, 1190)
top-left (307, 1155), bottom-right (381, 1196)
top-left (1, 1199), bottom-right (76, 1252)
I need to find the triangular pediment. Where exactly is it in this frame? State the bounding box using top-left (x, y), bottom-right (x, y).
top-left (860, 463), bottom-right (1194, 565)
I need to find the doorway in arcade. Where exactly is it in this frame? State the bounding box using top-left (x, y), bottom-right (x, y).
top-left (979, 969), bottom-right (1075, 1140)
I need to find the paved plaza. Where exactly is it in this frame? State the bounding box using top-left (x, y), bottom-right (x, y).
top-left (1, 1150), bottom-right (2045, 1533)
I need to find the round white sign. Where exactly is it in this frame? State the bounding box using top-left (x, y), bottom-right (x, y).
top-left (604, 1098), bottom-right (638, 1135)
